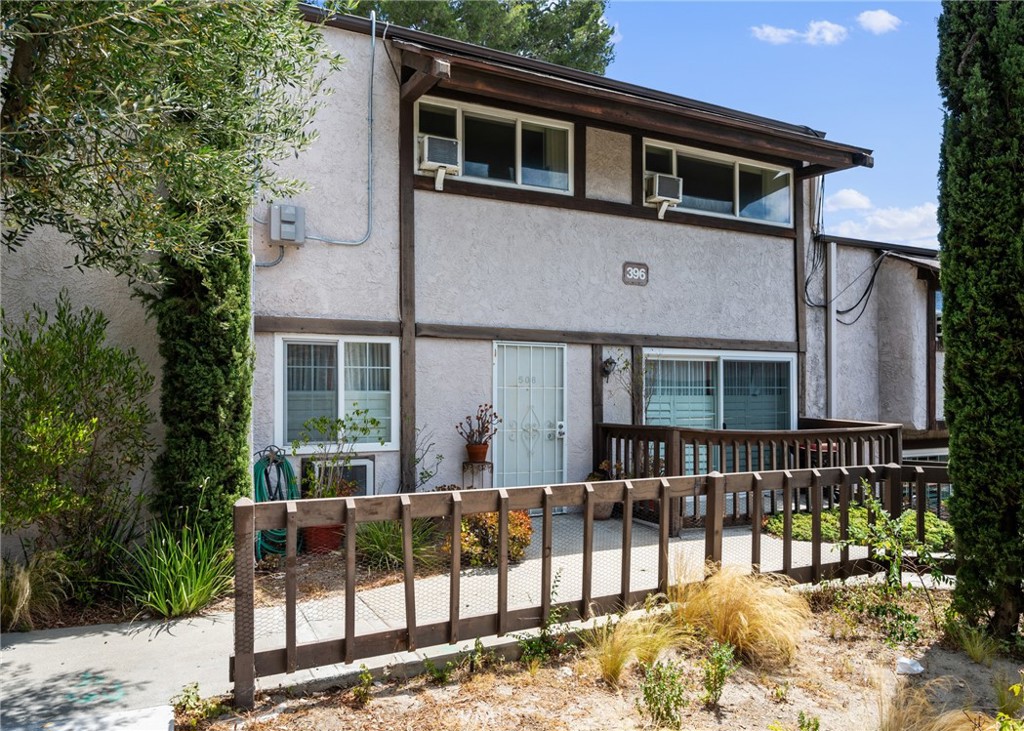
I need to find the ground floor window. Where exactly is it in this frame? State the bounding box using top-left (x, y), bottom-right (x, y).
top-left (643, 350), bottom-right (796, 431)
top-left (275, 335), bottom-right (398, 450)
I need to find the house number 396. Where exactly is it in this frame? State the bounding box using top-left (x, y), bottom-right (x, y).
top-left (622, 262), bottom-right (649, 286)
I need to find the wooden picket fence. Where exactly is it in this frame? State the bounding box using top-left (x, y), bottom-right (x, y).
top-left (231, 462), bottom-right (951, 708)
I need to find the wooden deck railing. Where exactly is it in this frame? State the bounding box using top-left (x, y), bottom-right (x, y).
top-left (232, 462), bottom-right (949, 708)
top-left (596, 419), bottom-right (903, 525)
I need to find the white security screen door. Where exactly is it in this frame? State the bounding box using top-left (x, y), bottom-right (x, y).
top-left (494, 343), bottom-right (566, 488)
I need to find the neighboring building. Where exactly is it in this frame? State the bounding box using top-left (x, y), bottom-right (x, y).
top-left (0, 11), bottom-right (947, 499)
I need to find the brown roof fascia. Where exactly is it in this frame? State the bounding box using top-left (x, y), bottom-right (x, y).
top-left (303, 7), bottom-right (874, 174)
top-left (815, 233), bottom-right (939, 260)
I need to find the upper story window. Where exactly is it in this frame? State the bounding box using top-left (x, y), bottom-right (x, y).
top-left (644, 141), bottom-right (793, 226)
top-left (416, 98), bottom-right (572, 194)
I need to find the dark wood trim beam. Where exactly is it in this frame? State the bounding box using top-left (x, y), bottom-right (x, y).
top-left (254, 316), bottom-right (400, 337)
top-left (416, 322), bottom-right (798, 352)
top-left (574, 122), bottom-right (586, 199)
top-left (435, 63), bottom-right (863, 171)
top-left (400, 58), bottom-right (451, 102)
top-left (794, 181), bottom-right (808, 417)
top-left (630, 345), bottom-right (643, 426)
top-left (399, 98), bottom-right (417, 490)
top-left (412, 176), bottom-right (796, 239)
top-left (631, 134), bottom-right (643, 207)
top-left (591, 345), bottom-right (604, 470)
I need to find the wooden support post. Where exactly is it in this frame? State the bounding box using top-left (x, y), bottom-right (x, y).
top-left (448, 491), bottom-right (462, 645)
top-left (541, 487), bottom-right (554, 624)
top-left (285, 501), bottom-right (298, 673)
top-left (582, 483), bottom-right (595, 618)
top-left (750, 473), bottom-right (763, 572)
top-left (782, 471), bottom-right (793, 575)
top-left (705, 472), bottom-right (725, 568)
top-left (885, 464), bottom-right (901, 521)
top-left (810, 469), bottom-right (823, 583)
top-left (839, 467), bottom-right (851, 577)
top-left (658, 479), bottom-right (671, 593)
top-left (914, 466), bottom-right (926, 544)
top-left (233, 498), bottom-right (256, 710)
top-left (497, 489), bottom-right (509, 636)
top-left (401, 495), bottom-right (417, 651)
top-left (620, 481), bottom-right (634, 608)
top-left (344, 497), bottom-right (357, 664)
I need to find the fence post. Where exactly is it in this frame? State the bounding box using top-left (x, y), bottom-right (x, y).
top-left (232, 497), bottom-right (256, 710)
top-left (705, 472), bottom-right (725, 569)
top-left (885, 463), bottom-right (902, 521)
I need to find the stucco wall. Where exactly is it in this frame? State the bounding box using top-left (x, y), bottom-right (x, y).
top-left (936, 349), bottom-right (945, 421)
top-left (416, 194), bottom-right (796, 342)
top-left (832, 247), bottom-right (881, 422)
top-left (877, 258), bottom-right (928, 429)
top-left (586, 128), bottom-right (632, 204)
top-left (250, 27), bottom-right (400, 322)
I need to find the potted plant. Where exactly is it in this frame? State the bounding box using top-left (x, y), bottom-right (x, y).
top-left (456, 404), bottom-right (502, 462)
top-left (585, 460), bottom-right (618, 521)
top-left (292, 408), bottom-right (383, 554)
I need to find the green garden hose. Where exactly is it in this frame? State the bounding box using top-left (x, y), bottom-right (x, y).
top-left (253, 452), bottom-right (301, 561)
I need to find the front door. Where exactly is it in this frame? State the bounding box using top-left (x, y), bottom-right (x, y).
top-left (494, 343), bottom-right (566, 488)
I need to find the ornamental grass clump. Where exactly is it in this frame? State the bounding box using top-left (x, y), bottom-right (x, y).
top-left (581, 611), bottom-right (694, 688)
top-left (669, 562), bottom-right (810, 670)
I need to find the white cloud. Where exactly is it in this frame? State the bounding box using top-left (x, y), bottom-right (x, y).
top-left (751, 20), bottom-right (848, 46)
top-left (751, 25), bottom-right (801, 45)
top-left (805, 20), bottom-right (848, 46)
top-left (826, 201), bottom-right (939, 248)
top-left (825, 188), bottom-right (872, 212)
top-left (858, 9), bottom-right (902, 35)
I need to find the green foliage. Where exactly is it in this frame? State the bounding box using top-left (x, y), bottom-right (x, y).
top-left (150, 243), bottom-right (252, 535)
top-left (447, 510), bottom-right (534, 568)
top-left (995, 671), bottom-right (1024, 719)
top-left (797, 711), bottom-right (821, 731)
top-left (937, 1), bottom-right (1024, 640)
top-left (517, 572), bottom-right (571, 664)
top-left (422, 656), bottom-right (455, 685)
top-left (1, 0), bottom-right (342, 283)
top-left (637, 659), bottom-right (688, 728)
top-left (946, 618), bottom-right (1000, 665)
top-left (700, 640), bottom-right (738, 708)
top-left (0, 551), bottom-right (68, 632)
top-left (354, 0), bottom-right (615, 74)
top-left (292, 410), bottom-right (385, 498)
top-left (350, 664), bottom-right (373, 707)
top-left (171, 682), bottom-right (228, 730)
top-left (763, 503), bottom-right (955, 553)
top-left (356, 519), bottom-right (440, 573)
top-left (119, 494), bottom-right (234, 618)
top-left (1, 294), bottom-right (153, 599)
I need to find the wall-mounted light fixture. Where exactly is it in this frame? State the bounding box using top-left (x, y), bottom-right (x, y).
top-left (601, 357), bottom-right (618, 381)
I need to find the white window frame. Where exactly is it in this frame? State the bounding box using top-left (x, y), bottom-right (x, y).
top-left (274, 334), bottom-right (400, 454)
top-left (642, 139), bottom-right (794, 227)
top-left (416, 97), bottom-right (574, 195)
top-left (642, 348), bottom-right (798, 430)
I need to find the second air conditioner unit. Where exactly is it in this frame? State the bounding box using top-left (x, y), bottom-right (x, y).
top-left (419, 135), bottom-right (460, 174)
top-left (646, 173), bottom-right (683, 204)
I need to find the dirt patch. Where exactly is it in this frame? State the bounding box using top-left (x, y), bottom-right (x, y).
top-left (193, 587), bottom-right (1023, 731)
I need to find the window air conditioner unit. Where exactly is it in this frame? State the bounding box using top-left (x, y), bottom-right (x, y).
top-left (306, 458), bottom-right (375, 497)
top-left (419, 135), bottom-right (460, 174)
top-left (646, 173), bottom-right (683, 204)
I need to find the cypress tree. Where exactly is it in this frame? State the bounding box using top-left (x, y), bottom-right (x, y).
top-left (937, 0), bottom-right (1024, 639)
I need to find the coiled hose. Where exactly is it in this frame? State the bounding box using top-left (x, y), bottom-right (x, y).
top-left (253, 453), bottom-right (301, 561)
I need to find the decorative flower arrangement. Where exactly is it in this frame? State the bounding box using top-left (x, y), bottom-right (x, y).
top-left (455, 403), bottom-right (502, 445)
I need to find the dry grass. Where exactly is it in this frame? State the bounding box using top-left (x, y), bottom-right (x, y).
top-left (947, 622), bottom-right (1001, 667)
top-left (668, 561), bottom-right (811, 670)
top-left (879, 679), bottom-right (997, 731)
top-left (580, 611), bottom-right (695, 687)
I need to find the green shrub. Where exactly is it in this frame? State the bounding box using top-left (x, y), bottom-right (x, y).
top-left (1, 294), bottom-right (154, 601)
top-left (700, 640), bottom-right (739, 708)
top-left (447, 511), bottom-right (534, 568)
top-left (119, 500), bottom-right (233, 618)
top-left (637, 659), bottom-right (688, 728)
top-left (356, 519), bottom-right (440, 572)
top-left (763, 504), bottom-right (955, 553)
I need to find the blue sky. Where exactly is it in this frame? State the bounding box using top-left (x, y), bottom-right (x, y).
top-left (603, 1), bottom-right (943, 248)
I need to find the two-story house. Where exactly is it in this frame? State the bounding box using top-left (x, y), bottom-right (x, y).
top-left (1, 10), bottom-right (946, 503)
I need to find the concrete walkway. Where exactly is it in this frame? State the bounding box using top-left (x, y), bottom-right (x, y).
top-left (0, 515), bottom-right (866, 730)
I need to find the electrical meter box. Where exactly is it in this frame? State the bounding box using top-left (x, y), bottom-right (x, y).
top-left (270, 203), bottom-right (306, 245)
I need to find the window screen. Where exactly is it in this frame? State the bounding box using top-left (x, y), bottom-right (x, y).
top-left (285, 343), bottom-right (338, 442)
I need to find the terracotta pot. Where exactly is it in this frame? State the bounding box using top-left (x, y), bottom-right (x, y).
top-left (302, 525), bottom-right (343, 554)
top-left (593, 501), bottom-right (615, 521)
top-left (465, 443), bottom-right (490, 463)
